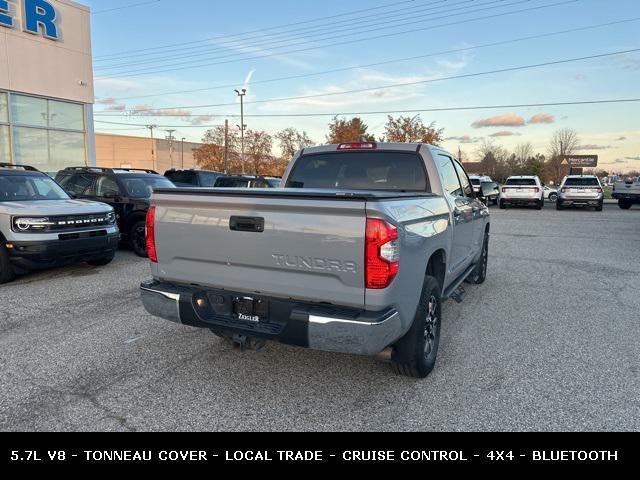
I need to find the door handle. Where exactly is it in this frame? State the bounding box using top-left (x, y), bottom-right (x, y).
top-left (230, 216), bottom-right (265, 233)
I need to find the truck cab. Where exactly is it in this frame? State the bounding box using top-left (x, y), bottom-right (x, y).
top-left (140, 143), bottom-right (496, 378)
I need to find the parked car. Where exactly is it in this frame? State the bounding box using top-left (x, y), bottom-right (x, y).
top-left (499, 176), bottom-right (544, 210)
top-left (543, 185), bottom-right (558, 202)
top-left (141, 142), bottom-right (498, 378)
top-left (612, 177), bottom-right (640, 210)
top-left (469, 175), bottom-right (498, 205)
top-left (164, 169), bottom-right (224, 188)
top-left (55, 167), bottom-right (175, 257)
top-left (0, 164), bottom-right (119, 284)
top-left (213, 176), bottom-right (275, 188)
top-left (264, 177), bottom-right (282, 188)
top-left (557, 175), bottom-right (604, 211)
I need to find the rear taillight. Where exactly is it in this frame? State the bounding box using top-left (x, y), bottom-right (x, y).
top-left (596, 187), bottom-right (603, 193)
top-left (534, 187), bottom-right (540, 193)
top-left (366, 219), bottom-right (399, 289)
top-left (561, 188), bottom-right (567, 193)
top-left (146, 206), bottom-right (157, 263)
top-left (501, 187), bottom-right (507, 193)
top-left (338, 142), bottom-right (377, 150)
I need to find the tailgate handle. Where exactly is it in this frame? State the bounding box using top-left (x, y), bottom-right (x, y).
top-left (230, 216), bottom-right (265, 233)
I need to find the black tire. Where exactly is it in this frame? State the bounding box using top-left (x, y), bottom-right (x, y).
top-left (392, 276), bottom-right (442, 379)
top-left (549, 193), bottom-right (558, 202)
top-left (556, 202), bottom-right (564, 211)
top-left (492, 197), bottom-right (499, 206)
top-left (87, 253), bottom-right (115, 267)
top-left (0, 244), bottom-right (15, 285)
top-left (130, 220), bottom-right (148, 258)
top-left (499, 200), bottom-right (506, 210)
top-left (619, 200), bottom-right (632, 210)
top-left (595, 203), bottom-right (603, 212)
top-left (468, 233), bottom-right (489, 285)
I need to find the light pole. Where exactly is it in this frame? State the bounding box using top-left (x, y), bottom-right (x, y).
top-left (181, 138), bottom-right (186, 169)
top-left (165, 129), bottom-right (176, 169)
top-left (235, 88), bottom-right (247, 174)
top-left (146, 125), bottom-right (158, 171)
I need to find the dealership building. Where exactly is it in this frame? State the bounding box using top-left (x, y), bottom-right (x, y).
top-left (1, 0), bottom-right (95, 173)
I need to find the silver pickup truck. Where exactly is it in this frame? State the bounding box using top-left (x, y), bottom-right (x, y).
top-left (140, 143), bottom-right (498, 378)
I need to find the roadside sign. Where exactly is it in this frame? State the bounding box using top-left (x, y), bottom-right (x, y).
top-left (561, 155), bottom-right (598, 168)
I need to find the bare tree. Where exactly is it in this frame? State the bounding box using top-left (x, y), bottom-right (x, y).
top-left (275, 128), bottom-right (315, 160)
top-left (546, 128), bottom-right (580, 183)
top-left (548, 128), bottom-right (580, 158)
top-left (514, 142), bottom-right (534, 171)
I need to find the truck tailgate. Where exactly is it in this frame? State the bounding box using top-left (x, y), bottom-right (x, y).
top-left (152, 191), bottom-right (367, 309)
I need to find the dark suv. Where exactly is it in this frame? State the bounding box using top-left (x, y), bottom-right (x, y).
top-left (55, 167), bottom-right (175, 257)
top-left (164, 169), bottom-right (223, 188)
top-left (213, 176), bottom-right (275, 188)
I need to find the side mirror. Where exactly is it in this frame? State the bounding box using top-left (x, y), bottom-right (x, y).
top-left (479, 181), bottom-right (500, 198)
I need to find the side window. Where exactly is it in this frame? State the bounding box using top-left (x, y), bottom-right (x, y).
top-left (95, 175), bottom-right (120, 197)
top-left (64, 173), bottom-right (94, 196)
top-left (252, 180), bottom-right (269, 189)
top-left (453, 160), bottom-right (473, 198)
top-left (438, 155), bottom-right (463, 197)
top-left (200, 173), bottom-right (218, 187)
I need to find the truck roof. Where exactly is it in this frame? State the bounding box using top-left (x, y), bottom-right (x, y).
top-left (300, 142), bottom-right (429, 154)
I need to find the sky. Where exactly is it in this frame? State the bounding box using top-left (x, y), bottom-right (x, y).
top-left (86, 0), bottom-right (639, 172)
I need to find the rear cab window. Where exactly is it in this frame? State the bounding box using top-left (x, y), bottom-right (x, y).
top-left (215, 178), bottom-right (251, 188)
top-left (286, 151), bottom-right (429, 191)
top-left (564, 178), bottom-right (600, 187)
top-left (165, 171), bottom-right (198, 186)
top-left (506, 178), bottom-right (537, 186)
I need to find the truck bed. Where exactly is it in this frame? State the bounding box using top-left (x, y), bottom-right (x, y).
top-left (150, 189), bottom-right (433, 310)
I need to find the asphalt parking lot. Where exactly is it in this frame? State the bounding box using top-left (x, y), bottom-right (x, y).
top-left (1, 203), bottom-right (639, 432)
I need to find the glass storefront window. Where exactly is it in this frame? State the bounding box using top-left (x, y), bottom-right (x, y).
top-left (10, 94), bottom-right (48, 128)
top-left (12, 127), bottom-right (49, 170)
top-left (49, 131), bottom-right (86, 171)
top-left (0, 126), bottom-right (10, 163)
top-left (3, 92), bottom-right (87, 172)
top-left (49, 100), bottom-right (84, 131)
top-left (0, 92), bottom-right (8, 123)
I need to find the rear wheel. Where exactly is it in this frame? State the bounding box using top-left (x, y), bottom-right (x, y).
top-left (468, 233), bottom-right (489, 285)
top-left (130, 220), bottom-right (148, 257)
top-left (595, 203), bottom-right (603, 212)
top-left (0, 244), bottom-right (16, 284)
top-left (392, 276), bottom-right (442, 379)
top-left (549, 193), bottom-right (558, 202)
top-left (499, 200), bottom-right (506, 210)
top-left (536, 199), bottom-right (544, 210)
top-left (619, 200), bottom-right (632, 210)
top-left (556, 202), bottom-right (564, 211)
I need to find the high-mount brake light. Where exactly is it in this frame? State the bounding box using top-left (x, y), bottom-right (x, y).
top-left (365, 219), bottom-right (399, 289)
top-left (337, 142), bottom-right (377, 150)
top-left (146, 207), bottom-right (158, 263)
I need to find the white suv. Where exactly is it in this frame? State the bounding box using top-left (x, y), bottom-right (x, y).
top-left (499, 176), bottom-right (544, 210)
top-left (557, 175), bottom-right (604, 211)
